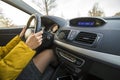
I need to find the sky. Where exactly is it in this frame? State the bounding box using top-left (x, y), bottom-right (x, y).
top-left (51, 0), bottom-right (120, 19)
top-left (0, 1), bottom-right (30, 25)
top-left (0, 0), bottom-right (120, 25)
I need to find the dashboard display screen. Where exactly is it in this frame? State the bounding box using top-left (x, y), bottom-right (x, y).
top-left (70, 17), bottom-right (106, 27)
top-left (78, 22), bottom-right (95, 26)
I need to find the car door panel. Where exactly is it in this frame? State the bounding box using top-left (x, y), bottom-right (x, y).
top-left (0, 28), bottom-right (22, 46)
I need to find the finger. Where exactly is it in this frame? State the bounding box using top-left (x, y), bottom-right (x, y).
top-left (39, 38), bottom-right (43, 42)
top-left (36, 35), bottom-right (42, 40)
top-left (19, 26), bottom-right (27, 38)
top-left (35, 31), bottom-right (43, 37)
top-left (39, 41), bottom-right (42, 46)
top-left (38, 38), bottom-right (43, 45)
top-left (22, 26), bottom-right (27, 33)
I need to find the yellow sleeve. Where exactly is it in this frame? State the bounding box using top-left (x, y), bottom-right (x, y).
top-left (0, 35), bottom-right (21, 58)
top-left (0, 41), bottom-right (36, 80)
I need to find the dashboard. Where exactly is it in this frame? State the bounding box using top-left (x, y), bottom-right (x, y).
top-left (55, 17), bottom-right (120, 65)
top-left (53, 17), bottom-right (120, 80)
top-left (39, 16), bottom-right (120, 68)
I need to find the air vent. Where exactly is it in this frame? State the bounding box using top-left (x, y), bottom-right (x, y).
top-left (58, 30), bottom-right (70, 40)
top-left (75, 32), bottom-right (97, 44)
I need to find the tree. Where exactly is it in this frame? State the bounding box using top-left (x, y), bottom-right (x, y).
top-left (114, 12), bottom-right (120, 16)
top-left (88, 3), bottom-right (105, 17)
top-left (0, 7), bottom-right (13, 27)
top-left (32, 0), bottom-right (56, 15)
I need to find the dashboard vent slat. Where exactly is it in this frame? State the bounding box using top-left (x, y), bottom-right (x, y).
top-left (75, 32), bottom-right (97, 44)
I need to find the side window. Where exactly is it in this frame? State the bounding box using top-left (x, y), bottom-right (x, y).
top-left (0, 1), bottom-right (30, 28)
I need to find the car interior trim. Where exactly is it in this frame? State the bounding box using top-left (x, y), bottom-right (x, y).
top-left (55, 40), bottom-right (120, 67)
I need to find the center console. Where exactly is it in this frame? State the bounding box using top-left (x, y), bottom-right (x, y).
top-left (50, 46), bottom-right (93, 80)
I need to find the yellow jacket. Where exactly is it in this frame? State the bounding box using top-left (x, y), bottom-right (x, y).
top-left (0, 35), bottom-right (36, 80)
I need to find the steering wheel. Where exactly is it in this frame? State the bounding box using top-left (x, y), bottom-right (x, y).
top-left (22, 13), bottom-right (54, 52)
top-left (26, 13), bottom-right (41, 33)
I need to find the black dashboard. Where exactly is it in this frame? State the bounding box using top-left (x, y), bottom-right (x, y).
top-left (53, 17), bottom-right (120, 80)
top-left (54, 17), bottom-right (120, 66)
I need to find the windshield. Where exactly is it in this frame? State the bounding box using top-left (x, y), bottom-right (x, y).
top-left (24, 0), bottom-right (120, 19)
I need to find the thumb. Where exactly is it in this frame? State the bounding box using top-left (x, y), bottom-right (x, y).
top-left (19, 26), bottom-right (27, 38)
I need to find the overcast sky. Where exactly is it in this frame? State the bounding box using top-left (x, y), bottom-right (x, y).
top-left (51, 0), bottom-right (120, 19)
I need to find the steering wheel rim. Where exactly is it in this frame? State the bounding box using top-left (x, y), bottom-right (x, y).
top-left (26, 13), bottom-right (41, 33)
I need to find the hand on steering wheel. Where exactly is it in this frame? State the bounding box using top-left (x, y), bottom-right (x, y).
top-left (25, 31), bottom-right (43, 49)
top-left (19, 13), bottom-right (54, 52)
top-left (19, 13), bottom-right (41, 39)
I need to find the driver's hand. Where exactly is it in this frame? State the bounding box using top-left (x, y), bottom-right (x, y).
top-left (25, 31), bottom-right (43, 49)
top-left (19, 26), bottom-right (27, 38)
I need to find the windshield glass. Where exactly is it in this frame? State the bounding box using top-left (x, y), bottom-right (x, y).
top-left (0, 1), bottom-right (30, 27)
top-left (26, 0), bottom-right (120, 19)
